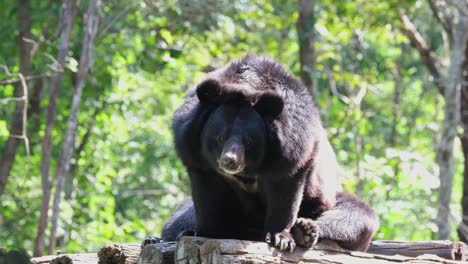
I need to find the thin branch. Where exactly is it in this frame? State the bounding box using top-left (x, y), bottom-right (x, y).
top-left (354, 85), bottom-right (368, 106)
top-left (22, 35), bottom-right (45, 59)
top-left (324, 68), bottom-right (351, 105)
top-left (0, 64), bottom-right (13, 76)
top-left (400, 13), bottom-right (445, 95)
top-left (0, 97), bottom-right (25, 103)
top-left (97, 3), bottom-right (136, 38)
top-left (0, 74), bottom-right (31, 157)
top-left (0, 65), bottom-right (30, 156)
top-left (0, 73), bottom-right (54, 85)
top-left (44, 53), bottom-right (59, 68)
top-left (428, 0), bottom-right (453, 37)
top-left (17, 73), bottom-right (30, 157)
top-left (120, 189), bottom-right (166, 198)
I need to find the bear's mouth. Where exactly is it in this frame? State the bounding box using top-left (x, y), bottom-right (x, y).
top-left (220, 166), bottom-right (244, 175)
top-left (219, 168), bottom-right (256, 183)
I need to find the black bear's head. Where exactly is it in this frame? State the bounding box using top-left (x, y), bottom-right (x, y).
top-left (197, 78), bottom-right (284, 184)
top-left (196, 78), bottom-right (284, 118)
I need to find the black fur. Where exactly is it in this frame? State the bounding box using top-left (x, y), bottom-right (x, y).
top-left (163, 55), bottom-right (379, 252)
top-left (161, 199), bottom-right (196, 241)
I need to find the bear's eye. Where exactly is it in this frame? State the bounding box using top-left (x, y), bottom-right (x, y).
top-left (217, 135), bottom-right (224, 143)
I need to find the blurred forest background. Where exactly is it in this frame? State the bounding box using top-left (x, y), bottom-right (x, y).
top-left (1, 0), bottom-right (468, 258)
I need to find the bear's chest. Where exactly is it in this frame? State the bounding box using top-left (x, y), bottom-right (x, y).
top-left (222, 173), bottom-right (259, 193)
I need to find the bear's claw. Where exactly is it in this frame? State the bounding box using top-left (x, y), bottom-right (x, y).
top-left (265, 231), bottom-right (296, 252)
top-left (141, 236), bottom-right (162, 248)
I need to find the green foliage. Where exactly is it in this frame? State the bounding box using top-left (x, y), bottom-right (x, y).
top-left (0, 0), bottom-right (463, 255)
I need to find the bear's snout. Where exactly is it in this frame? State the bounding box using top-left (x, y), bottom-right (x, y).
top-left (219, 152), bottom-right (240, 169)
top-left (218, 140), bottom-right (245, 174)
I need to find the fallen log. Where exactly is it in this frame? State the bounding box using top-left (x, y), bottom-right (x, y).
top-left (98, 243), bottom-right (141, 264)
top-left (164, 237), bottom-right (468, 264)
top-left (368, 240), bottom-right (468, 261)
top-left (137, 239), bottom-right (468, 263)
top-left (30, 239), bottom-right (468, 264)
top-left (136, 242), bottom-right (177, 264)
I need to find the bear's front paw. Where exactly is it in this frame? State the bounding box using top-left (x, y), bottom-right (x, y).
top-left (291, 217), bottom-right (319, 248)
top-left (265, 231), bottom-right (296, 252)
top-left (141, 236), bottom-right (162, 248)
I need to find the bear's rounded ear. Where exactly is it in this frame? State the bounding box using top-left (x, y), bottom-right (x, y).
top-left (196, 78), bottom-right (223, 104)
top-left (254, 92), bottom-right (284, 118)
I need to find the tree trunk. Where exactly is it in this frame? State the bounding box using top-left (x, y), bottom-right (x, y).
top-left (401, 5), bottom-right (468, 241)
top-left (436, 15), bottom-right (468, 240)
top-left (0, 0), bottom-right (32, 197)
top-left (296, 0), bottom-right (316, 98)
top-left (48, 0), bottom-right (99, 254)
top-left (26, 76), bottom-right (48, 151)
top-left (34, 0), bottom-right (78, 257)
top-left (65, 105), bottom-right (104, 200)
top-left (459, 39), bottom-right (468, 242)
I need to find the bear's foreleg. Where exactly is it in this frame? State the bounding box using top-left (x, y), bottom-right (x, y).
top-left (188, 169), bottom-right (246, 239)
top-left (261, 175), bottom-right (306, 252)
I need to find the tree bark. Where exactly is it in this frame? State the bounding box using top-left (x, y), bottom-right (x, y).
top-left (0, 0), bottom-right (32, 197)
top-left (296, 0), bottom-right (316, 98)
top-left (48, 0), bottom-right (99, 255)
top-left (459, 39), bottom-right (468, 243)
top-left (435, 14), bottom-right (468, 240)
top-left (27, 77), bottom-right (45, 149)
top-left (34, 0), bottom-right (78, 257)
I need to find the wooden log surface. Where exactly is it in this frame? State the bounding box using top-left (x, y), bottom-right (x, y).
top-left (368, 240), bottom-right (468, 261)
top-left (31, 253), bottom-right (98, 264)
top-left (97, 243), bottom-right (141, 264)
top-left (137, 242), bottom-right (177, 264)
top-left (30, 239), bottom-right (468, 264)
top-left (169, 237), bottom-right (468, 264)
top-left (174, 237), bottom-right (468, 264)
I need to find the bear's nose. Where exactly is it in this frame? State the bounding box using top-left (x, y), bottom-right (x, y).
top-left (219, 152), bottom-right (239, 170)
top-left (218, 137), bottom-right (245, 174)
